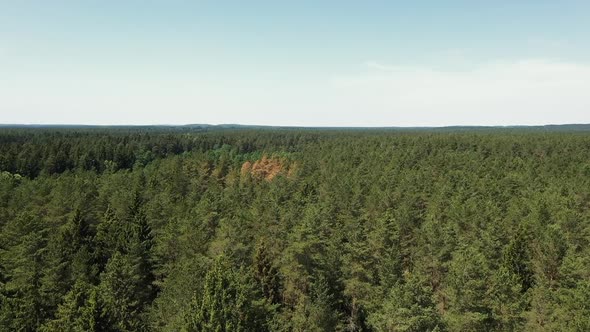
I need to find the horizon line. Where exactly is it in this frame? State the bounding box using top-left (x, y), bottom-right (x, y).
top-left (1, 123), bottom-right (590, 129)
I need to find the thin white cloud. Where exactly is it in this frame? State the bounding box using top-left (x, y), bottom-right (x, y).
top-left (326, 59), bottom-right (590, 126)
top-left (1, 59), bottom-right (589, 126)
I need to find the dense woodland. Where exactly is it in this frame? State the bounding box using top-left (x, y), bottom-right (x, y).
top-left (1, 127), bottom-right (589, 331)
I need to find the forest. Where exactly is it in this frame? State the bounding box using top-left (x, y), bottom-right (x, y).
top-left (0, 127), bottom-right (589, 331)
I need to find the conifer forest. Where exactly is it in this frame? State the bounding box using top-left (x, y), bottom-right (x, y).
top-left (1, 127), bottom-right (589, 331)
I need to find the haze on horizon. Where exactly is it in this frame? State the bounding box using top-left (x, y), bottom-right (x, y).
top-left (2, 1), bottom-right (590, 127)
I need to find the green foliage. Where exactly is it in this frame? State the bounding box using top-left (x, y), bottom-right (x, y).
top-left (445, 246), bottom-right (493, 331)
top-left (40, 280), bottom-right (103, 332)
top-left (98, 252), bottom-right (147, 331)
top-left (0, 213), bottom-right (49, 331)
top-left (184, 257), bottom-right (268, 332)
top-left (502, 223), bottom-right (535, 293)
top-left (1, 128), bottom-right (590, 331)
top-left (369, 273), bottom-right (444, 332)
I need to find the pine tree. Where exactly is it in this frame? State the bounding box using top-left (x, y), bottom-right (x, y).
top-left (185, 256), bottom-right (267, 332)
top-left (369, 272), bottom-right (444, 332)
top-left (445, 246), bottom-right (493, 331)
top-left (125, 191), bottom-right (157, 306)
top-left (0, 213), bottom-right (49, 331)
top-left (39, 280), bottom-right (105, 332)
top-left (252, 238), bottom-right (282, 305)
top-left (41, 210), bottom-right (97, 316)
top-left (98, 252), bottom-right (146, 331)
top-left (502, 223), bottom-right (535, 293)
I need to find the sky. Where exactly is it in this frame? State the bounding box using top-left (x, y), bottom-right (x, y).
top-left (2, 1), bottom-right (590, 126)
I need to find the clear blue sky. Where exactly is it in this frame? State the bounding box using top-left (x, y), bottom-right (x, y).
top-left (2, 1), bottom-right (590, 126)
